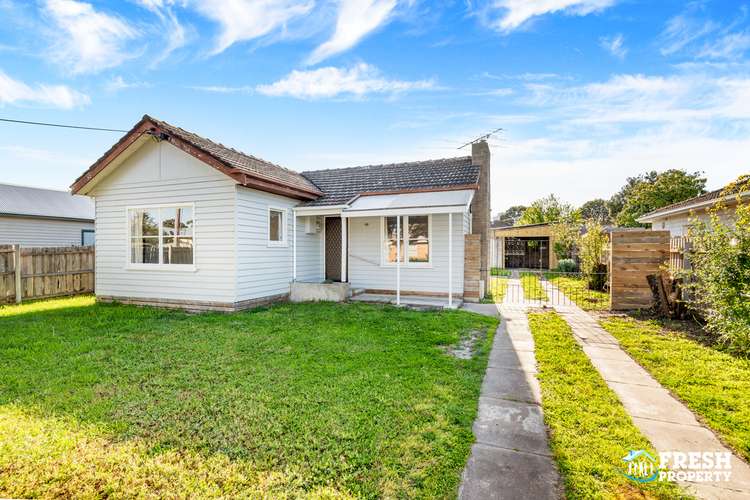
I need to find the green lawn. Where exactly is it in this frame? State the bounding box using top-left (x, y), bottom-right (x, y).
top-left (520, 272), bottom-right (548, 301)
top-left (528, 312), bottom-right (687, 499)
top-left (600, 315), bottom-right (750, 463)
top-left (545, 275), bottom-right (610, 311)
top-left (490, 268), bottom-right (511, 277)
top-left (0, 296), bottom-right (497, 499)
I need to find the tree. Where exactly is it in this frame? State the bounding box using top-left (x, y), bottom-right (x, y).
top-left (493, 205), bottom-right (527, 227)
top-left (579, 199), bottom-right (611, 224)
top-left (685, 175), bottom-right (750, 356)
top-left (517, 194), bottom-right (579, 226)
top-left (550, 221), bottom-right (579, 260)
top-left (610, 170), bottom-right (706, 227)
top-left (578, 221), bottom-right (609, 291)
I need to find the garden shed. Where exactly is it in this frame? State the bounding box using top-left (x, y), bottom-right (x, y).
top-left (491, 222), bottom-right (557, 270)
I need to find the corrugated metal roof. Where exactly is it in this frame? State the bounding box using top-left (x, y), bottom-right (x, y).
top-left (343, 189), bottom-right (475, 216)
top-left (0, 183), bottom-right (94, 221)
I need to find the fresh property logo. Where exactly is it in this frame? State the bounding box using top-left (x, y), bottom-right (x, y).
top-left (621, 450), bottom-right (659, 483)
top-left (621, 450), bottom-right (733, 483)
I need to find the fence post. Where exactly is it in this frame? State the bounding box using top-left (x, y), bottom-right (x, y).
top-left (13, 244), bottom-right (22, 304)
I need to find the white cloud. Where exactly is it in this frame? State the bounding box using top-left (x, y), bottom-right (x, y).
top-left (43, 0), bottom-right (138, 74)
top-left (697, 31), bottom-right (750, 60)
top-left (307, 0), bottom-right (398, 65)
top-left (189, 85), bottom-right (254, 93)
top-left (600, 33), bottom-right (627, 59)
top-left (191, 0), bottom-right (314, 55)
top-left (136, 0), bottom-right (188, 66)
top-left (481, 0), bottom-right (617, 33)
top-left (0, 70), bottom-right (90, 108)
top-left (104, 76), bottom-right (151, 92)
top-left (256, 63), bottom-right (434, 99)
top-left (660, 13), bottom-right (718, 56)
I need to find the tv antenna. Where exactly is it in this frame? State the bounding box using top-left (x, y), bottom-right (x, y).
top-left (458, 127), bottom-right (503, 149)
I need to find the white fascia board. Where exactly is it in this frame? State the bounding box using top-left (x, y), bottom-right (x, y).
top-left (343, 204), bottom-right (470, 218)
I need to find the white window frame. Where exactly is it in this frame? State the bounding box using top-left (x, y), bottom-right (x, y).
top-left (125, 203), bottom-right (196, 272)
top-left (267, 206), bottom-right (288, 247)
top-left (380, 214), bottom-right (432, 268)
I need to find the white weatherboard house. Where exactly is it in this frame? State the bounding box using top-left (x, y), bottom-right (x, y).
top-left (0, 183), bottom-right (94, 247)
top-left (638, 185), bottom-right (749, 237)
top-left (71, 115), bottom-right (491, 312)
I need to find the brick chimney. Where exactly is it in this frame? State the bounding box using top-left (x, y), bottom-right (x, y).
top-left (470, 140), bottom-right (491, 291)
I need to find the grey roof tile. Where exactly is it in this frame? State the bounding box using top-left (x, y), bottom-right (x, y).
top-left (300, 157), bottom-right (479, 206)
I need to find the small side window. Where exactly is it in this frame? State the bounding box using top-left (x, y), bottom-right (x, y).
top-left (268, 208), bottom-right (287, 246)
top-left (81, 229), bottom-right (95, 246)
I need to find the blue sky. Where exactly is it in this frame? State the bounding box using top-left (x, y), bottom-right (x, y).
top-left (0, 0), bottom-right (748, 214)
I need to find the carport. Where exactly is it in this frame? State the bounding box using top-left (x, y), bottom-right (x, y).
top-left (490, 222), bottom-right (557, 270)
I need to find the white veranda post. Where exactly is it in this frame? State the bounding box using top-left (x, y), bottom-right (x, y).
top-left (448, 212), bottom-right (453, 308)
top-left (292, 212), bottom-right (297, 281)
top-left (396, 215), bottom-right (401, 306)
top-left (341, 216), bottom-right (347, 283)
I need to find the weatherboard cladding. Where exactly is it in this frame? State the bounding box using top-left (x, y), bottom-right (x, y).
top-left (299, 157), bottom-right (480, 207)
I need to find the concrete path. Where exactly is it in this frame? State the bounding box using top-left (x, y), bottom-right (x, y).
top-left (549, 296), bottom-right (750, 499)
top-left (458, 303), bottom-right (561, 500)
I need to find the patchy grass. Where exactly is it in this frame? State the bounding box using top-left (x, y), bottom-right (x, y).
top-left (0, 296), bottom-right (497, 498)
top-left (528, 311), bottom-right (688, 499)
top-left (545, 275), bottom-right (610, 311)
top-left (600, 315), bottom-right (750, 463)
top-left (520, 273), bottom-right (548, 301)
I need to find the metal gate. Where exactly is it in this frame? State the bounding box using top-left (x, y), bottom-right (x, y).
top-left (487, 270), bottom-right (610, 310)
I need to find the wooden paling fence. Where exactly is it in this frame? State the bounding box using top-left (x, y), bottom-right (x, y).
top-left (0, 245), bottom-right (94, 304)
top-left (669, 236), bottom-right (692, 274)
top-left (609, 230), bottom-right (670, 310)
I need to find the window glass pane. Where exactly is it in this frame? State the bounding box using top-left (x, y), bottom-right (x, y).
top-left (82, 231), bottom-right (95, 246)
top-left (386, 240), bottom-right (405, 263)
top-left (162, 207), bottom-right (193, 237)
top-left (163, 237), bottom-right (193, 264)
top-left (384, 216), bottom-right (405, 263)
top-left (408, 215), bottom-right (429, 262)
top-left (131, 237), bottom-right (159, 264)
top-left (269, 210), bottom-right (283, 241)
top-left (130, 209), bottom-right (158, 237)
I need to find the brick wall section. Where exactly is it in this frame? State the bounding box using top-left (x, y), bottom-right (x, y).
top-left (609, 230), bottom-right (670, 310)
top-left (464, 234), bottom-right (481, 302)
top-left (470, 140), bottom-right (491, 290)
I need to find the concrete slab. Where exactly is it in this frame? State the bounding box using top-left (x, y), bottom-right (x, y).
top-left (480, 367), bottom-right (541, 404)
top-left (586, 358), bottom-right (662, 387)
top-left (608, 382), bottom-right (702, 426)
top-left (472, 397), bottom-right (551, 456)
top-left (582, 344), bottom-right (634, 361)
top-left (458, 444), bottom-right (560, 500)
top-left (350, 293), bottom-right (462, 310)
top-left (488, 349), bottom-right (538, 372)
top-left (462, 303), bottom-right (500, 317)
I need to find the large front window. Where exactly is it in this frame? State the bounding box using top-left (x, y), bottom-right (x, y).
top-left (383, 215), bottom-right (431, 265)
top-left (129, 206), bottom-right (194, 266)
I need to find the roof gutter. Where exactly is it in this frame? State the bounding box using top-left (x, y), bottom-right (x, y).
top-left (0, 212), bottom-right (94, 223)
top-left (637, 190), bottom-right (750, 223)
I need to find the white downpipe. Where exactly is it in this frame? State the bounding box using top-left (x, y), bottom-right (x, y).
top-left (448, 212), bottom-right (453, 308)
top-left (396, 215), bottom-right (401, 306)
top-left (341, 216), bottom-right (347, 282)
top-left (292, 213), bottom-right (297, 281)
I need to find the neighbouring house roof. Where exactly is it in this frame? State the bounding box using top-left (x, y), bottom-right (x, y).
top-left (71, 115), bottom-right (323, 200)
top-left (0, 183), bottom-right (94, 222)
top-left (637, 184), bottom-right (750, 222)
top-left (492, 222), bottom-right (551, 231)
top-left (299, 157), bottom-right (480, 207)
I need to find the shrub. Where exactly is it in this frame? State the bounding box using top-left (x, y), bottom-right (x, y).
top-left (550, 221), bottom-right (579, 260)
top-left (685, 175), bottom-right (750, 356)
top-left (578, 221), bottom-right (608, 291)
top-left (556, 259), bottom-right (577, 273)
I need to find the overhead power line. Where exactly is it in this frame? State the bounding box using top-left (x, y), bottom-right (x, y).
top-left (0, 117), bottom-right (128, 133)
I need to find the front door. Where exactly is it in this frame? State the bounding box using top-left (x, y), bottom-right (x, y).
top-left (325, 217), bottom-right (342, 281)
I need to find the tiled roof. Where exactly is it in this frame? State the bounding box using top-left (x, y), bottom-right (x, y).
top-left (299, 157), bottom-right (479, 206)
top-left (0, 183), bottom-right (94, 221)
top-left (639, 186), bottom-right (741, 219)
top-left (145, 116), bottom-right (321, 195)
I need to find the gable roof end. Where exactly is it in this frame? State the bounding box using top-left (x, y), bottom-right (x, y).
top-left (71, 115), bottom-right (323, 200)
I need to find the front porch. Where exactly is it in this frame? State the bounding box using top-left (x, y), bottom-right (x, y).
top-left (292, 189), bottom-right (479, 308)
